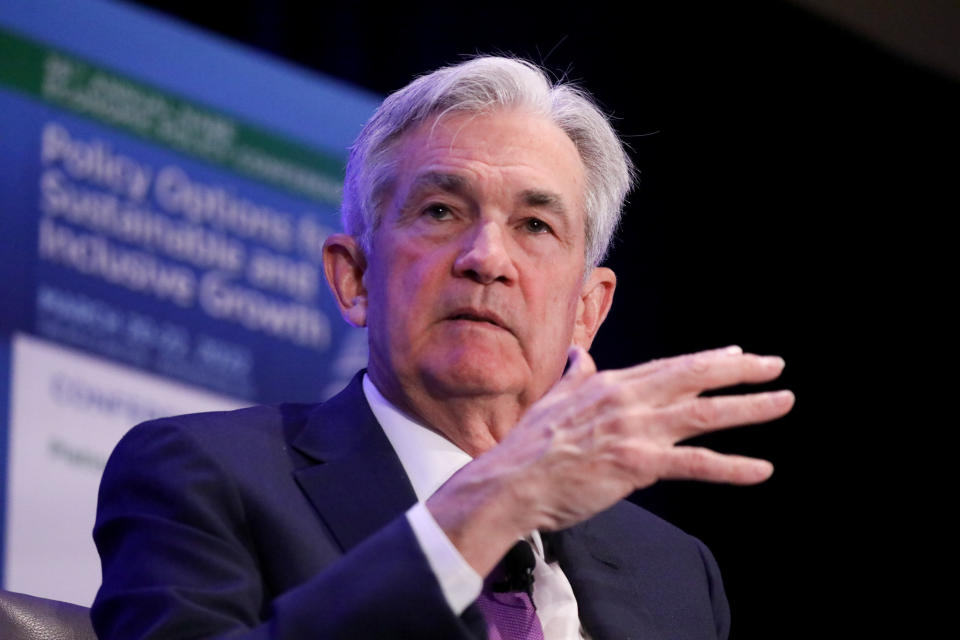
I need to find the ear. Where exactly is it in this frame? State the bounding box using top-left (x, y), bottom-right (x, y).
top-left (572, 267), bottom-right (616, 350)
top-left (322, 233), bottom-right (368, 327)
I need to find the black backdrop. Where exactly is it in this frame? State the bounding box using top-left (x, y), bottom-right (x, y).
top-left (125, 1), bottom-right (957, 635)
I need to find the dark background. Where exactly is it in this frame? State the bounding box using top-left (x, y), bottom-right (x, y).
top-left (124, 1), bottom-right (955, 635)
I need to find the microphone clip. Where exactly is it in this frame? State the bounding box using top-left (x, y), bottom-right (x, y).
top-left (490, 540), bottom-right (536, 600)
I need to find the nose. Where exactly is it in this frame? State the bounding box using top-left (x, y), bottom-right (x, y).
top-left (453, 221), bottom-right (518, 284)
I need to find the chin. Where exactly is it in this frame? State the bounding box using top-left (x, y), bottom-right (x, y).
top-left (420, 348), bottom-right (525, 398)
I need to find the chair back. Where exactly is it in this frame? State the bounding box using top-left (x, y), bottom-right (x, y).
top-left (0, 589), bottom-right (96, 640)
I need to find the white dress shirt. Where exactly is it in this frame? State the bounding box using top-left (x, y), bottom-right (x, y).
top-left (362, 374), bottom-right (588, 639)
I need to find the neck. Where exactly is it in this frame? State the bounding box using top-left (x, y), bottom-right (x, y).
top-left (368, 366), bottom-right (533, 457)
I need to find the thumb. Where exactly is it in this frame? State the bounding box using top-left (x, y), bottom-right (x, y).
top-left (562, 345), bottom-right (597, 384)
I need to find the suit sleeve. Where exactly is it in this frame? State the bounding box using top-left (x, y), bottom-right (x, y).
top-left (91, 419), bottom-right (485, 640)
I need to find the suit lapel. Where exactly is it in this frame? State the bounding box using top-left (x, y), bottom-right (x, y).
top-left (288, 373), bottom-right (663, 638)
top-left (554, 517), bottom-right (666, 640)
top-left (290, 372), bottom-right (419, 552)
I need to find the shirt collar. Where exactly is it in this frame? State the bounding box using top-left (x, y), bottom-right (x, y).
top-left (362, 373), bottom-right (473, 502)
top-left (362, 374), bottom-right (545, 557)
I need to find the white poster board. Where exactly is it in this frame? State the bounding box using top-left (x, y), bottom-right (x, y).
top-left (5, 333), bottom-right (244, 605)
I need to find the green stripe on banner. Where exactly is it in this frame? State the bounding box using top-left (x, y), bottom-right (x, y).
top-left (0, 27), bottom-right (346, 205)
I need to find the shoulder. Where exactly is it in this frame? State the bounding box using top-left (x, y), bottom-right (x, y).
top-left (120, 403), bottom-right (309, 440)
top-left (108, 403), bottom-right (313, 463)
top-left (100, 372), bottom-right (371, 502)
top-left (98, 403), bottom-right (323, 508)
top-left (582, 498), bottom-right (725, 597)
top-left (108, 371), bottom-right (370, 463)
top-left (593, 499), bottom-right (704, 549)
top-left (595, 499), bottom-right (729, 637)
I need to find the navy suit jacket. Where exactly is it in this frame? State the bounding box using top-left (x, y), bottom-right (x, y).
top-left (92, 373), bottom-right (730, 640)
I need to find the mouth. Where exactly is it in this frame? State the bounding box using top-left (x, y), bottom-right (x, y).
top-left (446, 308), bottom-right (511, 333)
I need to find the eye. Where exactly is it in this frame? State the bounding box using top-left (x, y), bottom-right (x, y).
top-left (423, 204), bottom-right (454, 221)
top-left (522, 217), bottom-right (552, 234)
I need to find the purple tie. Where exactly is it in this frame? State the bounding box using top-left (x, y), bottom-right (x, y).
top-left (475, 541), bottom-right (545, 640)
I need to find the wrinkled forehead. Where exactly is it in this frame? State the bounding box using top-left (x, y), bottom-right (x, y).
top-left (375, 108), bottom-right (588, 223)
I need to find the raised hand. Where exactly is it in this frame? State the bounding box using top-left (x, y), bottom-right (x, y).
top-left (427, 345), bottom-right (793, 575)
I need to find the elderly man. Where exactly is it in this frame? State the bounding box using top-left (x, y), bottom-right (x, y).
top-left (93, 57), bottom-right (792, 640)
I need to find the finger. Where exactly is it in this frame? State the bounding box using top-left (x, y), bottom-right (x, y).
top-left (562, 345), bottom-right (597, 384)
top-left (659, 447), bottom-right (774, 485)
top-left (633, 350), bottom-right (786, 402)
top-left (607, 345), bottom-right (744, 383)
top-left (654, 390), bottom-right (795, 442)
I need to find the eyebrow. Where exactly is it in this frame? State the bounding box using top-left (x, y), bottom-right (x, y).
top-left (519, 189), bottom-right (570, 220)
top-left (397, 171), bottom-right (572, 225)
top-left (398, 171), bottom-right (469, 213)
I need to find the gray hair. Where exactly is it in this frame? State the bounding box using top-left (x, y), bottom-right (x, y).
top-left (341, 56), bottom-right (634, 267)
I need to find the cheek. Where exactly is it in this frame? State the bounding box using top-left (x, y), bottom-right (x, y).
top-left (370, 240), bottom-right (424, 297)
top-left (373, 249), bottom-right (446, 335)
top-left (390, 253), bottom-right (443, 307)
top-left (527, 282), bottom-right (580, 345)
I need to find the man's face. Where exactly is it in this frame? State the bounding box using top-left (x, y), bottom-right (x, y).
top-left (359, 109), bottom-right (611, 408)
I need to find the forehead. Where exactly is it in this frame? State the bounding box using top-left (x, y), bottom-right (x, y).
top-left (391, 109), bottom-right (587, 212)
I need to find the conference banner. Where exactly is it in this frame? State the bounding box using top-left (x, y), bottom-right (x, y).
top-left (1, 0), bottom-right (379, 604)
